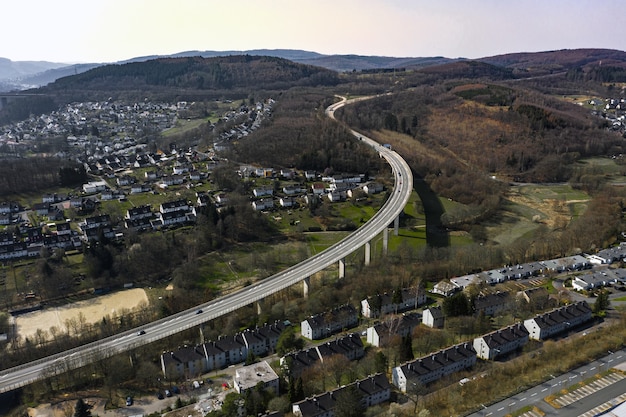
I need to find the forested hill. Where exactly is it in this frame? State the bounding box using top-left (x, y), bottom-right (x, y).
top-left (43, 55), bottom-right (340, 94)
top-left (478, 48), bottom-right (626, 77)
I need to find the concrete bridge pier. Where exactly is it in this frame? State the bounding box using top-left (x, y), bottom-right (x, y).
top-left (256, 299), bottom-right (263, 315)
top-left (364, 241), bottom-right (371, 266)
top-left (394, 215), bottom-right (400, 236)
top-left (383, 227), bottom-right (389, 255)
top-left (303, 276), bottom-right (311, 298)
top-left (338, 258), bottom-right (346, 279)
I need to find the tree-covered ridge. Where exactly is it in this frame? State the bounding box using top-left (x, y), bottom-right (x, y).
top-left (48, 55), bottom-right (340, 91)
top-left (232, 89), bottom-right (384, 174)
top-left (338, 83), bottom-right (622, 184)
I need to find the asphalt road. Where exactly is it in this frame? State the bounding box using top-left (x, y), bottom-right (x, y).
top-left (0, 96), bottom-right (414, 394)
top-left (466, 348), bottom-right (626, 417)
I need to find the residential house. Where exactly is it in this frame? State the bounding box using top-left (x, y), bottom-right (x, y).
top-left (315, 332), bottom-right (365, 362)
top-left (392, 343), bottom-right (477, 391)
top-left (254, 168), bottom-right (274, 178)
top-left (126, 205), bottom-right (153, 221)
top-left (214, 334), bottom-right (247, 366)
top-left (431, 280), bottom-right (459, 297)
top-left (280, 169), bottom-right (296, 179)
top-left (0, 214), bottom-right (12, 225)
top-left (215, 193), bottom-right (228, 205)
top-left (311, 183), bottom-right (326, 195)
top-left (130, 183), bottom-right (152, 194)
top-left (32, 203), bottom-right (51, 216)
top-left (80, 214), bottom-right (111, 232)
top-left (280, 348), bottom-right (322, 379)
top-left (587, 244), bottom-right (626, 265)
top-left (157, 209), bottom-right (192, 227)
top-left (56, 222), bottom-right (72, 236)
top-left (363, 182), bottom-right (384, 195)
top-left (116, 175), bottom-right (135, 186)
top-left (279, 197), bottom-right (296, 208)
top-left (0, 232), bottom-right (17, 246)
top-left (253, 186), bottom-right (274, 198)
top-left (292, 373), bottom-right (390, 417)
top-left (473, 292), bottom-right (513, 316)
top-left (283, 185), bottom-right (304, 195)
top-left (0, 243), bottom-right (28, 260)
top-left (252, 198), bottom-right (274, 211)
top-left (361, 288), bottom-right (426, 318)
top-left (161, 345), bottom-right (208, 380)
top-left (300, 305), bottom-right (358, 340)
top-left (517, 287), bottom-right (552, 310)
top-left (523, 301), bottom-right (592, 341)
top-left (82, 180), bottom-right (107, 194)
top-left (367, 313), bottom-right (422, 347)
top-left (473, 323), bottom-right (529, 360)
top-left (305, 170), bottom-right (317, 180)
top-left (422, 306), bottom-right (445, 329)
top-left (327, 191), bottom-right (346, 203)
top-left (204, 341), bottom-right (228, 371)
top-left (160, 199), bottom-right (190, 214)
top-left (572, 272), bottom-right (617, 291)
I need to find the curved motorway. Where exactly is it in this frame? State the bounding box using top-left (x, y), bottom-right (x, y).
top-left (0, 96), bottom-right (413, 394)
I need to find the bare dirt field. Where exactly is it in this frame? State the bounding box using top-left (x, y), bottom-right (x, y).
top-left (16, 288), bottom-right (149, 339)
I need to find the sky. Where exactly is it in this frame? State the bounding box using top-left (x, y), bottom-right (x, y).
top-left (3, 0), bottom-right (626, 63)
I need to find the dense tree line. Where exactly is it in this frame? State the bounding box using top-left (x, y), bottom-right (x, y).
top-left (0, 157), bottom-right (85, 196)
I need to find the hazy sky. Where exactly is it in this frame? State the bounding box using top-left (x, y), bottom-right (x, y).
top-left (3, 0), bottom-right (625, 63)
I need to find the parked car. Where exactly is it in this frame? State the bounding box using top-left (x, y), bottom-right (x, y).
top-left (126, 396), bottom-right (133, 406)
top-left (172, 386), bottom-right (180, 394)
top-left (165, 389), bottom-right (172, 397)
top-left (156, 392), bottom-right (164, 400)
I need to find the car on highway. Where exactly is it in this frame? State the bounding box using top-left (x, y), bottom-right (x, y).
top-left (136, 330), bottom-right (146, 336)
top-left (196, 309), bottom-right (203, 314)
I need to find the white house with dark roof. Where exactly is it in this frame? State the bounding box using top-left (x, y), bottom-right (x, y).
top-left (125, 204), bottom-right (153, 220)
top-left (300, 305), bottom-right (358, 340)
top-left (572, 272), bottom-right (617, 291)
top-left (252, 198), bottom-right (274, 211)
top-left (280, 347), bottom-right (322, 379)
top-left (523, 301), bottom-right (592, 340)
top-left (587, 244), bottom-right (626, 264)
top-left (473, 323), bottom-right (529, 360)
top-left (160, 344), bottom-right (208, 379)
top-left (473, 292), bottom-right (513, 316)
top-left (361, 288), bottom-right (426, 318)
top-left (292, 373), bottom-right (390, 417)
top-left (253, 186), bottom-right (274, 198)
top-left (214, 334), bottom-right (248, 366)
top-left (315, 332), bottom-right (364, 361)
top-left (392, 343), bottom-right (476, 392)
top-left (363, 182), bottom-right (384, 195)
top-left (422, 306), bottom-right (445, 328)
top-left (280, 332), bottom-right (364, 379)
top-left (159, 199), bottom-right (189, 214)
top-left (367, 313), bottom-right (422, 347)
